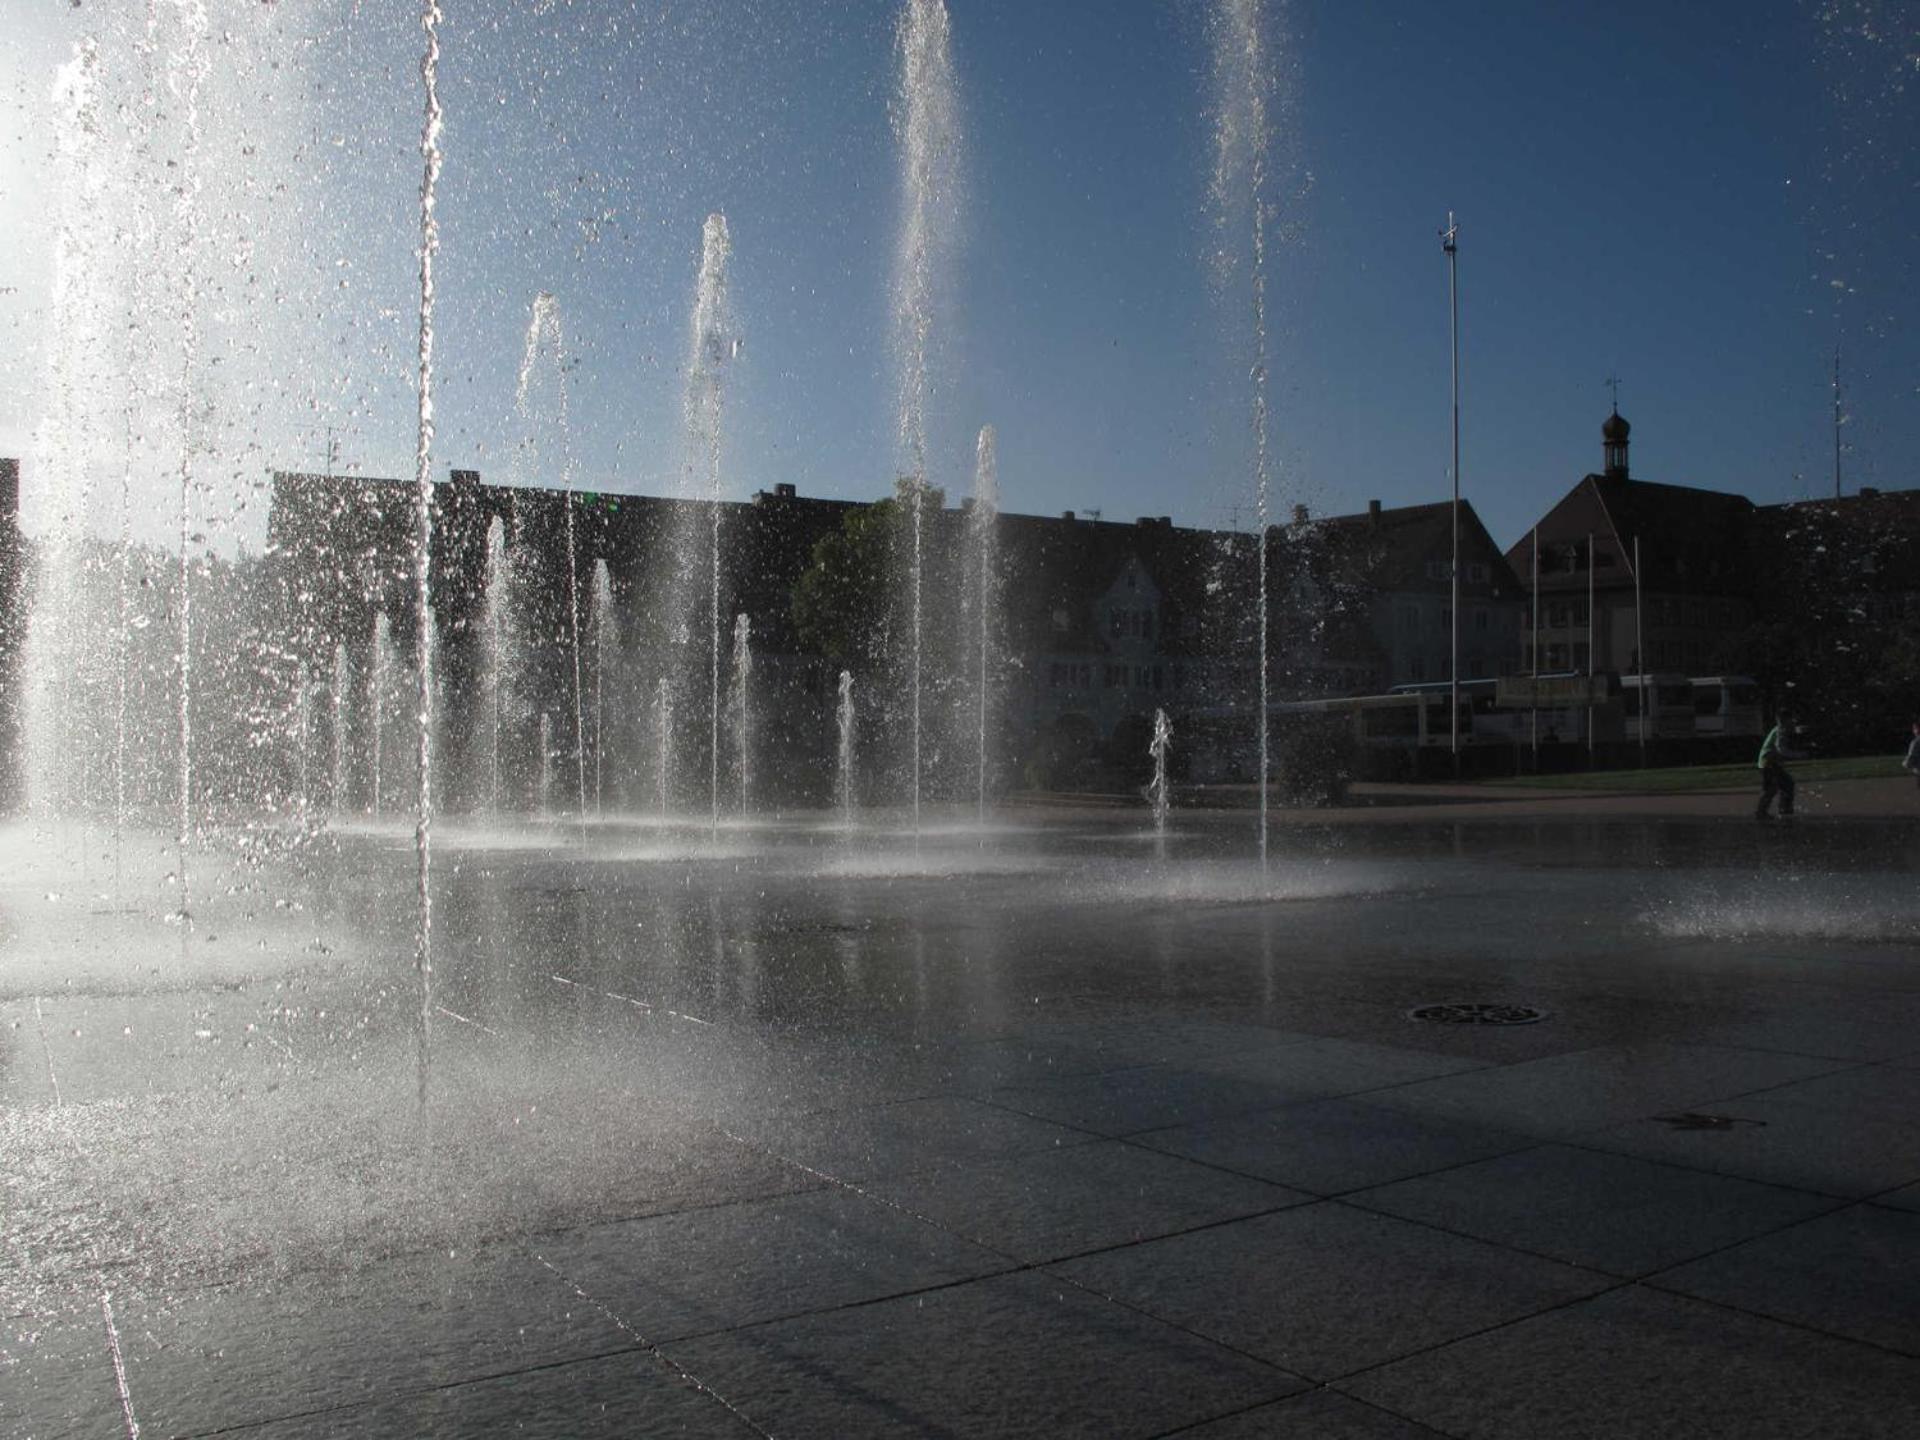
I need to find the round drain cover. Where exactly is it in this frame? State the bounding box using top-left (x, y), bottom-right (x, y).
top-left (1407, 1002), bottom-right (1547, 1025)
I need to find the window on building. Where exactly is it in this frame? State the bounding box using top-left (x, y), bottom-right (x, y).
top-left (1474, 608), bottom-right (1488, 631)
top-left (1410, 657), bottom-right (1426, 680)
top-left (1468, 562), bottom-right (1489, 583)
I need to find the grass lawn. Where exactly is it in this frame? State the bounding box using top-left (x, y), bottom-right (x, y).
top-left (1487, 754), bottom-right (1906, 793)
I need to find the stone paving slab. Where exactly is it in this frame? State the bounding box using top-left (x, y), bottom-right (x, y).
top-left (1053, 1201), bottom-right (1610, 1381)
top-left (1366, 1041), bottom-right (1853, 1137)
top-left (116, 1245), bottom-right (632, 1437)
top-left (661, 1269), bottom-right (1304, 1438)
top-left (1574, 1094), bottom-right (1920, 1198)
top-left (1651, 1202), bottom-right (1920, 1357)
top-left (725, 1094), bottom-right (1094, 1181)
top-left (982, 1063), bottom-right (1307, 1136)
top-left (533, 1186), bottom-right (1009, 1343)
top-left (229, 1353), bottom-right (761, 1439)
top-left (2, 1307), bottom-right (126, 1439)
top-left (1338, 1284), bottom-right (1920, 1439)
top-left (1132, 1095), bottom-right (1535, 1195)
top-left (1346, 1143), bottom-right (1843, 1276)
top-left (860, 1137), bottom-right (1310, 1263)
top-left (1177, 1388), bottom-right (1450, 1438)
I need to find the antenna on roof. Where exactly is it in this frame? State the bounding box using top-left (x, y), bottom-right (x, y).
top-left (324, 426), bottom-right (339, 478)
top-left (1082, 509), bottom-right (1102, 523)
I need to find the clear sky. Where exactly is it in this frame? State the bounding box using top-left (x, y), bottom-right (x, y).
top-left (0, 0), bottom-right (1913, 553)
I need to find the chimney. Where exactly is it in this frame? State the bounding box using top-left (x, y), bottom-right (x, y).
top-left (774, 482), bottom-right (796, 500)
top-left (1158, 516), bottom-right (1171, 527)
top-left (1062, 510), bottom-right (1075, 521)
top-left (1367, 498), bottom-right (1381, 524)
top-left (1291, 504), bottom-right (1309, 525)
top-left (450, 468), bottom-right (481, 488)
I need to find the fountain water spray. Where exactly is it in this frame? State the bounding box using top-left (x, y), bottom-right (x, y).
top-left (516, 294), bottom-right (589, 825)
top-left (970, 424), bottom-right (999, 826)
top-left (836, 669), bottom-right (856, 830)
top-left (331, 642), bottom-right (349, 812)
top-left (1148, 707), bottom-right (1173, 858)
top-left (411, 0), bottom-right (445, 1105)
top-left (538, 713), bottom-right (554, 817)
top-left (1209, 0), bottom-right (1289, 872)
top-left (892, 0), bottom-right (961, 835)
top-left (731, 613), bottom-right (752, 815)
top-left (370, 611), bottom-right (394, 815)
top-left (654, 677), bottom-right (673, 815)
top-left (592, 559), bottom-right (614, 814)
top-left (682, 214), bottom-right (736, 832)
top-left (480, 517), bottom-right (510, 814)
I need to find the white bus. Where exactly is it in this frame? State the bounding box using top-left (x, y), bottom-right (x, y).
top-left (1689, 675), bottom-right (1764, 739)
top-left (1621, 673), bottom-right (1696, 742)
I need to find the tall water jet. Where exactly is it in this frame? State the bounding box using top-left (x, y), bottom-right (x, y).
top-left (653, 677), bottom-right (673, 815)
top-left (592, 559), bottom-right (615, 815)
top-left (1208, 0), bottom-right (1291, 872)
top-left (836, 669), bottom-right (856, 830)
top-left (1148, 707), bottom-right (1173, 859)
top-left (171, 5), bottom-right (211, 919)
top-left (370, 612), bottom-right (394, 815)
top-left (969, 424), bottom-right (999, 825)
top-left (409, 0), bottom-right (446, 1105)
top-left (537, 712), bottom-right (554, 817)
top-left (330, 642), bottom-right (349, 812)
top-left (680, 214), bottom-right (737, 831)
top-left (891, 0), bottom-right (962, 834)
top-left (731, 613), bottom-right (752, 815)
top-left (480, 516), bottom-right (510, 814)
top-left (516, 293), bottom-right (589, 824)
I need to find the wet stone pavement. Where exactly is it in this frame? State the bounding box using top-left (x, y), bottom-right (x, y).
top-left (4, 808), bottom-right (1920, 1437)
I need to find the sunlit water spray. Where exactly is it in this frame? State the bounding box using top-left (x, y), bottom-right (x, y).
top-left (411, 0), bottom-right (446, 1105)
top-left (731, 613), bottom-right (752, 815)
top-left (480, 516), bottom-right (510, 814)
top-left (516, 293), bottom-right (588, 825)
top-left (592, 559), bottom-right (615, 814)
top-left (892, 0), bottom-right (961, 836)
top-left (837, 670), bottom-right (856, 831)
top-left (1209, 0), bottom-right (1292, 872)
top-left (1148, 707), bottom-right (1173, 858)
top-left (970, 424), bottom-right (999, 827)
top-left (654, 677), bottom-right (674, 815)
top-left (681, 214), bottom-right (737, 831)
top-left (369, 611), bottom-right (394, 815)
top-left (330, 641), bottom-right (349, 812)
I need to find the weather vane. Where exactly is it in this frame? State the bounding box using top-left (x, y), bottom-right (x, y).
top-left (1605, 373), bottom-right (1621, 413)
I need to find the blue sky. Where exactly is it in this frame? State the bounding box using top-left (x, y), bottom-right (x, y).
top-left (1, 0), bottom-right (1912, 552)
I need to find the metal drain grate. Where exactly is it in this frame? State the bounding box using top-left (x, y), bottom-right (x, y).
top-left (1407, 1002), bottom-right (1547, 1026)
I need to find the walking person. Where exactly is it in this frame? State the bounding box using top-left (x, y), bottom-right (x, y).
top-left (1756, 714), bottom-right (1797, 820)
top-left (1904, 718), bottom-right (1920, 792)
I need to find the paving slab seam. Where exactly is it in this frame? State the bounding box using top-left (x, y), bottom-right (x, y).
top-left (29, 988), bottom-right (147, 1440)
top-left (1106, 1127), bottom-right (1549, 1205)
top-left (167, 1343), bottom-right (654, 1439)
top-left (1148, 1385), bottom-right (1461, 1440)
top-left (524, 1252), bottom-right (776, 1440)
top-left (1628, 1220), bottom-right (1920, 1364)
top-left (1550, 1132), bottom-right (1903, 1205)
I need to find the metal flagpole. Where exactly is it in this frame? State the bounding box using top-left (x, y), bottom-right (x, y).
top-left (1442, 213), bottom-right (1460, 771)
top-left (1531, 525), bottom-right (1539, 766)
top-left (1586, 530), bottom-right (1595, 767)
top-left (1634, 534), bottom-right (1646, 767)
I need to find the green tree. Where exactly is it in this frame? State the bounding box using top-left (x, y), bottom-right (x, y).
top-left (791, 477), bottom-right (944, 670)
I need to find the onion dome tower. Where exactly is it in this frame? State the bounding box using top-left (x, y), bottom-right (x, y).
top-left (1602, 406), bottom-right (1631, 480)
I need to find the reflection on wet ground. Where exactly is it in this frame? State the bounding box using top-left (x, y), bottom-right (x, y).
top-left (4, 808), bottom-right (1919, 1436)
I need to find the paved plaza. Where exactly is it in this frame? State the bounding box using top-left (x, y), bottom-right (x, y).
top-left (5, 783), bottom-right (1920, 1437)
